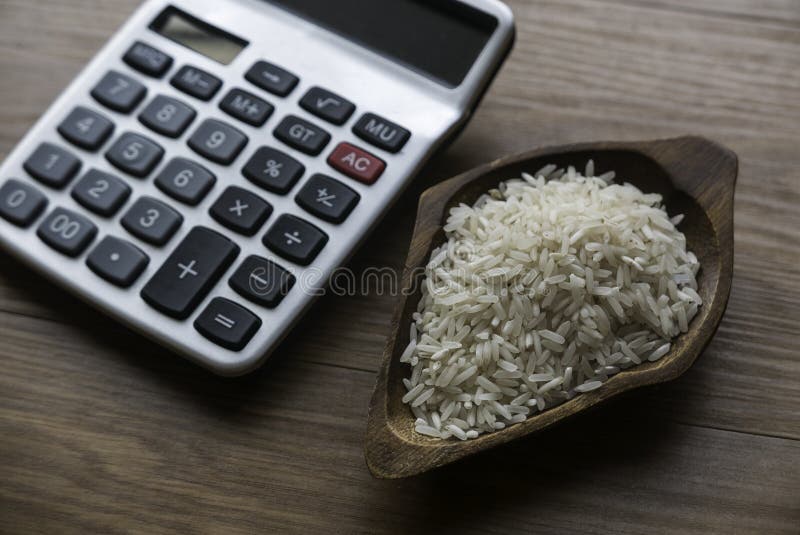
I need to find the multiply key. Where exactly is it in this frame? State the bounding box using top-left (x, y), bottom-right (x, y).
top-left (141, 227), bottom-right (239, 319)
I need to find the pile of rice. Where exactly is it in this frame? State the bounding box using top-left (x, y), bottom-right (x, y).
top-left (400, 162), bottom-right (702, 440)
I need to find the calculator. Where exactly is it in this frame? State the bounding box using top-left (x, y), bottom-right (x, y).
top-left (0, 0), bottom-right (515, 375)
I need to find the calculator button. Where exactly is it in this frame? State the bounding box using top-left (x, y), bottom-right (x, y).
top-left (299, 87), bottom-right (355, 126)
top-left (242, 146), bottom-right (304, 194)
top-left (327, 142), bottom-right (386, 185)
top-left (155, 158), bottom-right (216, 206)
top-left (263, 214), bottom-right (327, 266)
top-left (273, 115), bottom-right (330, 156)
top-left (296, 174), bottom-right (359, 224)
top-left (91, 71), bottom-right (147, 113)
top-left (188, 119), bottom-right (248, 165)
top-left (0, 179), bottom-right (47, 227)
top-left (353, 113), bottom-right (411, 153)
top-left (57, 106), bottom-right (115, 151)
top-left (86, 236), bottom-right (149, 288)
top-left (194, 297), bottom-right (261, 351)
top-left (220, 88), bottom-right (274, 127)
top-left (171, 65), bottom-right (222, 101)
top-left (141, 227), bottom-right (240, 319)
top-left (123, 41), bottom-right (173, 78)
top-left (121, 196), bottom-right (182, 246)
top-left (210, 186), bottom-right (272, 236)
top-left (106, 132), bottom-right (164, 178)
top-left (245, 61), bottom-right (299, 97)
top-left (37, 207), bottom-right (97, 257)
top-left (24, 143), bottom-right (81, 189)
top-left (71, 169), bottom-right (131, 217)
top-left (229, 255), bottom-right (295, 308)
top-left (139, 95), bottom-right (196, 138)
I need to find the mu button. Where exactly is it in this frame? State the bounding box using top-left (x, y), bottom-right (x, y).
top-left (327, 143), bottom-right (385, 185)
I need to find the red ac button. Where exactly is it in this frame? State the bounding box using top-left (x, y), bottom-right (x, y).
top-left (327, 142), bottom-right (386, 184)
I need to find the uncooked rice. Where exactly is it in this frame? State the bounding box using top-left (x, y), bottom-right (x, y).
top-left (401, 162), bottom-right (701, 440)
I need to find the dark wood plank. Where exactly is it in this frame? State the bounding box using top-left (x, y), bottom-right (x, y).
top-left (1, 312), bottom-right (798, 534)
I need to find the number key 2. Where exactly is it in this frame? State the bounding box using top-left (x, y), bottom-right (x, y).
top-left (71, 169), bottom-right (131, 217)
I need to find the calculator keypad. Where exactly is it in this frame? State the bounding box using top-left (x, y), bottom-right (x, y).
top-left (121, 196), bottom-right (182, 246)
top-left (263, 214), bottom-right (328, 266)
top-left (299, 87), bottom-right (355, 125)
top-left (139, 95), bottom-right (197, 138)
top-left (245, 60), bottom-right (299, 97)
top-left (123, 41), bottom-right (173, 78)
top-left (24, 143), bottom-right (82, 189)
top-left (274, 115), bottom-right (330, 156)
top-left (71, 169), bottom-right (131, 217)
top-left (171, 65), bottom-right (222, 101)
top-left (141, 227), bottom-right (239, 320)
top-left (188, 119), bottom-right (248, 165)
top-left (57, 107), bottom-right (115, 151)
top-left (106, 132), bottom-right (164, 178)
top-left (229, 255), bottom-right (295, 308)
top-left (155, 158), bottom-right (216, 206)
top-left (37, 207), bottom-right (97, 257)
top-left (220, 88), bottom-right (274, 127)
top-left (210, 186), bottom-right (272, 236)
top-left (295, 174), bottom-right (359, 224)
top-left (2, 31), bottom-right (420, 358)
top-left (86, 235), bottom-right (149, 288)
top-left (91, 71), bottom-right (147, 114)
top-left (0, 179), bottom-right (47, 227)
top-left (242, 146), bottom-right (304, 194)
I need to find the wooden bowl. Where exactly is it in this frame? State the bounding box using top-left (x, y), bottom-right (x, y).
top-left (365, 136), bottom-right (737, 479)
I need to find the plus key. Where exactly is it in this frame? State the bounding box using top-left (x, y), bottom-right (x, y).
top-left (327, 142), bottom-right (386, 185)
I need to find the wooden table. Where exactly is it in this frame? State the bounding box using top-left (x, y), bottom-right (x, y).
top-left (1, 1), bottom-right (798, 533)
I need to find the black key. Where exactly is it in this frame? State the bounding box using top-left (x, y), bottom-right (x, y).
top-left (219, 88), bottom-right (274, 127)
top-left (0, 179), bottom-right (47, 227)
top-left (209, 186), bottom-right (272, 236)
top-left (295, 174), bottom-right (359, 224)
top-left (123, 41), bottom-right (173, 78)
top-left (23, 143), bottom-right (81, 189)
top-left (242, 146), bottom-right (304, 194)
top-left (263, 214), bottom-right (327, 266)
top-left (353, 113), bottom-right (411, 153)
top-left (71, 169), bottom-right (131, 217)
top-left (141, 227), bottom-right (239, 319)
top-left (91, 71), bottom-right (147, 113)
top-left (299, 87), bottom-right (355, 125)
top-left (37, 207), bottom-right (97, 257)
top-left (188, 119), bottom-right (248, 165)
top-left (155, 158), bottom-right (216, 206)
top-left (244, 60), bottom-right (298, 97)
top-left (273, 115), bottom-right (330, 156)
top-left (106, 132), bottom-right (164, 177)
top-left (229, 255), bottom-right (295, 308)
top-left (194, 297), bottom-right (261, 351)
top-left (57, 106), bottom-right (114, 151)
top-left (139, 95), bottom-right (196, 138)
top-left (170, 65), bottom-right (222, 101)
top-left (121, 196), bottom-right (182, 246)
top-left (86, 235), bottom-right (149, 288)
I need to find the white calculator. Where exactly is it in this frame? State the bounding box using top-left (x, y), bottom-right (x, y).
top-left (0, 0), bottom-right (515, 375)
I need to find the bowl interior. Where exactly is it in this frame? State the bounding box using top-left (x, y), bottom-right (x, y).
top-left (385, 148), bottom-right (720, 446)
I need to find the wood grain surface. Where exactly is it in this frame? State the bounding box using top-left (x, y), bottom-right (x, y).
top-left (1, 0), bottom-right (798, 533)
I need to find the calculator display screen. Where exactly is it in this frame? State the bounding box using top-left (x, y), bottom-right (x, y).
top-left (265, 0), bottom-right (498, 87)
top-left (151, 7), bottom-right (249, 65)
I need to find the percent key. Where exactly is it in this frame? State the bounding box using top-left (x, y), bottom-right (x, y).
top-left (243, 146), bottom-right (305, 194)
